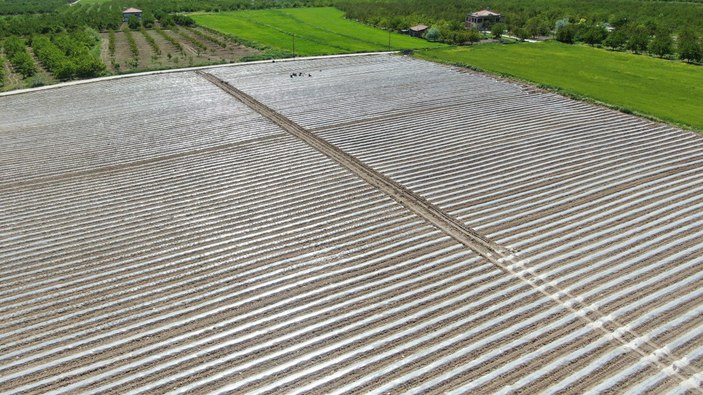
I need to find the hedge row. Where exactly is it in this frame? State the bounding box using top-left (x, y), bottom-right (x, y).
top-left (185, 26), bottom-right (227, 48)
top-left (108, 30), bottom-right (116, 58)
top-left (154, 27), bottom-right (184, 54)
top-left (175, 27), bottom-right (207, 51)
top-left (32, 33), bottom-right (105, 80)
top-left (140, 26), bottom-right (161, 55)
top-left (121, 26), bottom-right (139, 60)
top-left (3, 36), bottom-right (37, 78)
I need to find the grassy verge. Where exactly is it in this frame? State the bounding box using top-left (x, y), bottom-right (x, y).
top-left (416, 41), bottom-right (703, 131)
top-left (190, 7), bottom-right (445, 57)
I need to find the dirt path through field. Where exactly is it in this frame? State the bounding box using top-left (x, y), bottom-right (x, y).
top-left (196, 70), bottom-right (702, 391)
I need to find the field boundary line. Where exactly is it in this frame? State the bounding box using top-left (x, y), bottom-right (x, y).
top-left (0, 52), bottom-right (396, 97)
top-left (197, 70), bottom-right (703, 391)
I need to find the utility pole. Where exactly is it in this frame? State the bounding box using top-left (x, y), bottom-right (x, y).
top-left (388, 30), bottom-right (391, 51)
top-left (292, 34), bottom-right (295, 55)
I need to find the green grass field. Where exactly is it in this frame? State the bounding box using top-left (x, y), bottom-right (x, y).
top-left (416, 41), bottom-right (703, 131)
top-left (74, 0), bottom-right (112, 4)
top-left (190, 8), bottom-right (446, 56)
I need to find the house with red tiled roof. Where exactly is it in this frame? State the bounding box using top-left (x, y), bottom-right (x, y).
top-left (122, 7), bottom-right (143, 22)
top-left (465, 9), bottom-right (501, 30)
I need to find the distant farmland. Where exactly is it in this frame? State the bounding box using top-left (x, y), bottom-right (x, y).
top-left (416, 41), bottom-right (703, 131)
top-left (100, 26), bottom-right (258, 74)
top-left (190, 8), bottom-right (446, 56)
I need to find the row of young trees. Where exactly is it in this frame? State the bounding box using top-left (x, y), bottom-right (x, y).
top-left (2, 36), bottom-right (37, 77)
top-left (31, 30), bottom-right (105, 80)
top-left (555, 21), bottom-right (703, 63)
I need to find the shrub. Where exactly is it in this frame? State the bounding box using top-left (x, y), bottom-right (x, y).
top-left (27, 75), bottom-right (45, 87)
top-left (425, 27), bottom-right (441, 42)
top-left (556, 24), bottom-right (576, 44)
top-left (466, 29), bottom-right (481, 45)
top-left (491, 23), bottom-right (506, 39)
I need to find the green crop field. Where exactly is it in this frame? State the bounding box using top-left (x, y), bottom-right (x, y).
top-left (416, 41), bottom-right (703, 131)
top-left (190, 7), bottom-right (446, 56)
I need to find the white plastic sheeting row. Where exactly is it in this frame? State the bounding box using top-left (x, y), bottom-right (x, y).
top-left (1, 54), bottom-right (700, 393)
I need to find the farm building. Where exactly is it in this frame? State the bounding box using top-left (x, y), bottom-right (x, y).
top-left (466, 9), bottom-right (502, 30)
top-left (121, 7), bottom-right (142, 22)
top-left (1, 54), bottom-right (703, 393)
top-left (408, 24), bottom-right (429, 37)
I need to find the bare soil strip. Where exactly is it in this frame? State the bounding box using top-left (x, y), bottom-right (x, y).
top-left (195, 70), bottom-right (701, 390)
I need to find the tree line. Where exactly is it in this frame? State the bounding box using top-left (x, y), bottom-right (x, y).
top-left (0, 0), bottom-right (72, 16)
top-left (554, 20), bottom-right (703, 63)
top-left (335, 0), bottom-right (703, 46)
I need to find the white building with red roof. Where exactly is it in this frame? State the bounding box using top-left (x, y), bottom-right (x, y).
top-left (465, 9), bottom-right (502, 30)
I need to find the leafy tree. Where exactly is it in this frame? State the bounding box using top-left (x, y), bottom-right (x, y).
top-left (556, 24), bottom-right (576, 44)
top-left (127, 15), bottom-right (140, 30)
top-left (525, 16), bottom-right (550, 37)
top-left (75, 56), bottom-right (105, 78)
top-left (648, 28), bottom-right (673, 58)
top-left (142, 12), bottom-right (156, 29)
top-left (677, 29), bottom-right (702, 63)
top-left (160, 15), bottom-right (175, 28)
top-left (491, 23), bottom-right (506, 39)
top-left (604, 29), bottom-right (627, 50)
top-left (425, 26), bottom-right (441, 41)
top-left (514, 27), bottom-right (529, 41)
top-left (625, 25), bottom-right (650, 53)
top-left (581, 24), bottom-right (608, 46)
top-left (54, 60), bottom-right (76, 81)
